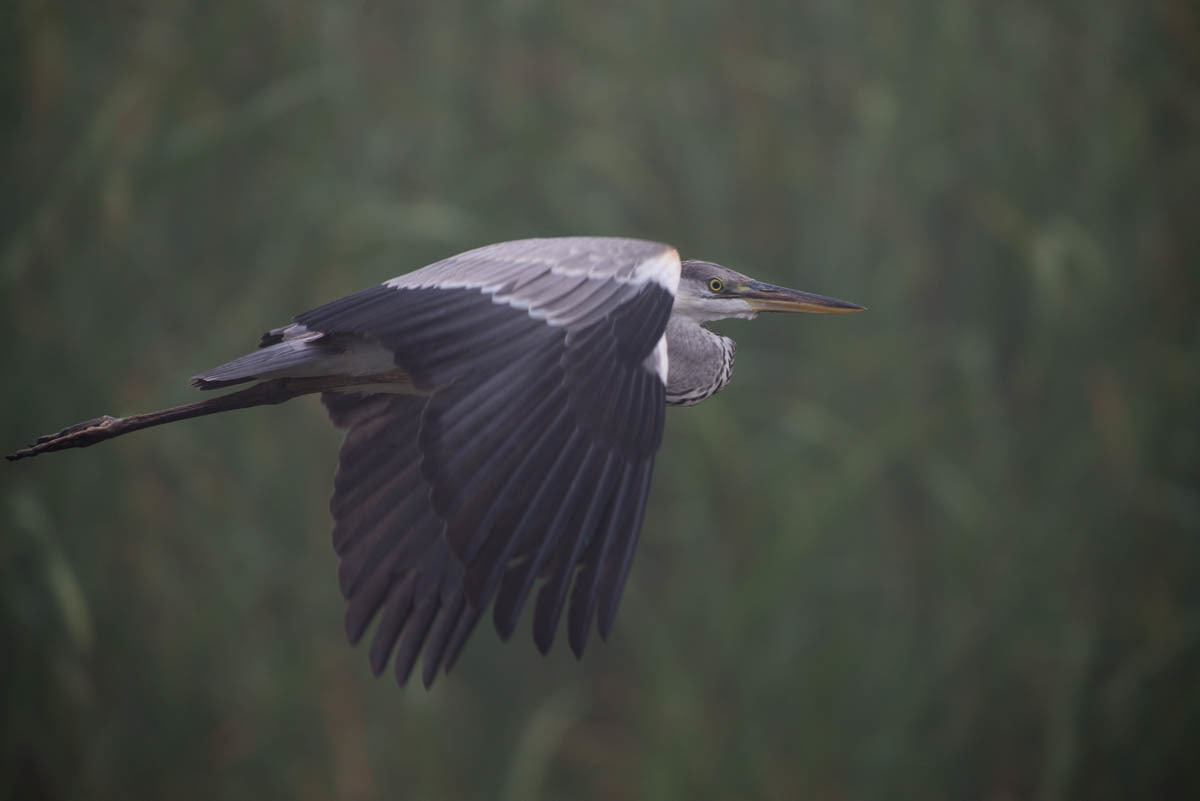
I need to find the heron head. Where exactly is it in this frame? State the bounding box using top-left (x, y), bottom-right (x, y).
top-left (674, 260), bottom-right (865, 323)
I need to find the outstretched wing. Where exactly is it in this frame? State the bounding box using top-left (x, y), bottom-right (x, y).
top-left (305, 237), bottom-right (680, 685)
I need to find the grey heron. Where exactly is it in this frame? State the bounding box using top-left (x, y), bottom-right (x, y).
top-left (9, 237), bottom-right (863, 687)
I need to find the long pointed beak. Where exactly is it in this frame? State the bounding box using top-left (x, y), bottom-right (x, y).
top-left (741, 281), bottom-right (866, 314)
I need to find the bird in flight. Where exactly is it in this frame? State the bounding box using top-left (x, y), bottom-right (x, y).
top-left (9, 237), bottom-right (863, 687)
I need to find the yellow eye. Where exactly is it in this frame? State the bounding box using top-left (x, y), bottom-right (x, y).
top-left (707, 278), bottom-right (724, 293)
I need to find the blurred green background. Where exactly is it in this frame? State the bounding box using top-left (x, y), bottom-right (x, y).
top-left (3, 1), bottom-right (1198, 799)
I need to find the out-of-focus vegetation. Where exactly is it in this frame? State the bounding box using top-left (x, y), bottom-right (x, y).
top-left (3, 1), bottom-right (1198, 799)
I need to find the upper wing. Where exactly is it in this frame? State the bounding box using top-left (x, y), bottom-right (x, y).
top-left (304, 237), bottom-right (681, 684)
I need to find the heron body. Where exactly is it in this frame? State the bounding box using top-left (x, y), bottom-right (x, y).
top-left (10, 237), bottom-right (863, 688)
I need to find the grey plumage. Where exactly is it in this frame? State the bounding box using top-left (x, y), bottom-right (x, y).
top-left (663, 316), bottom-right (736, 406)
top-left (191, 333), bottom-right (397, 390)
top-left (11, 236), bottom-right (863, 688)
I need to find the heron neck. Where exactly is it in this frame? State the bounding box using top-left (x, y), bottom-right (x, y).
top-left (664, 317), bottom-right (735, 407)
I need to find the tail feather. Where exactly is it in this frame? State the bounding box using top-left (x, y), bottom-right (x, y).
top-left (191, 336), bottom-right (340, 389)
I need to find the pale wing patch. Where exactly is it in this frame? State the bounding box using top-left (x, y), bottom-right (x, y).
top-left (643, 333), bottom-right (669, 384)
top-left (632, 248), bottom-right (681, 295)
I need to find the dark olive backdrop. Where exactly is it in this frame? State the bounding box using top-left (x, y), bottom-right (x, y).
top-left (3, 1), bottom-right (1198, 799)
